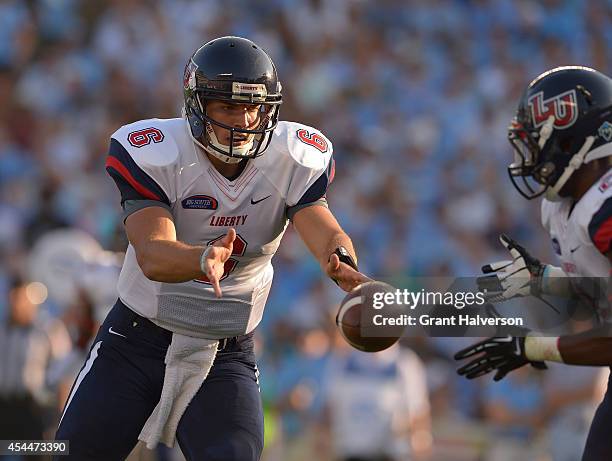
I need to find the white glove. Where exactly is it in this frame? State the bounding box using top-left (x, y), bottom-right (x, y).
top-left (477, 234), bottom-right (546, 302)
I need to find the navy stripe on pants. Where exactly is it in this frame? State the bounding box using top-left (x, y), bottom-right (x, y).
top-left (54, 299), bottom-right (263, 461)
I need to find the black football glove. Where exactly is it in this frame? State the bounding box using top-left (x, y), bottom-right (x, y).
top-left (454, 332), bottom-right (547, 382)
top-left (477, 234), bottom-right (547, 303)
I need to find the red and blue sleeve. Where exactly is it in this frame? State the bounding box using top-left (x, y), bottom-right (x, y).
top-left (105, 138), bottom-right (170, 207)
top-left (588, 197), bottom-right (612, 255)
top-left (286, 155), bottom-right (335, 221)
top-left (294, 155), bottom-right (335, 206)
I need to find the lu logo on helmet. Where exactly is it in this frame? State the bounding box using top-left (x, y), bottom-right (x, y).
top-left (528, 89), bottom-right (578, 130)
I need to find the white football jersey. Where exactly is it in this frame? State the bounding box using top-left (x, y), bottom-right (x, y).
top-left (106, 118), bottom-right (334, 338)
top-left (541, 168), bottom-right (612, 278)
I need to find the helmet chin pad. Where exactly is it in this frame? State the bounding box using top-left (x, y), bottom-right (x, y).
top-left (205, 148), bottom-right (245, 164)
top-left (204, 121), bottom-right (254, 163)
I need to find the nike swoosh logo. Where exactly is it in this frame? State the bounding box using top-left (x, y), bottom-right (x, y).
top-left (108, 327), bottom-right (126, 338)
top-left (250, 195), bottom-right (271, 205)
top-left (570, 246), bottom-right (581, 253)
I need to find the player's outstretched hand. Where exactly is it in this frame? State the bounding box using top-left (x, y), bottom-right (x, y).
top-left (477, 234), bottom-right (546, 302)
top-left (326, 253), bottom-right (371, 292)
top-left (202, 228), bottom-right (236, 298)
top-left (454, 334), bottom-right (547, 381)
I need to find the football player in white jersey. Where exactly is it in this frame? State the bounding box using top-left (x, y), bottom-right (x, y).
top-left (454, 66), bottom-right (612, 460)
top-left (54, 36), bottom-right (369, 461)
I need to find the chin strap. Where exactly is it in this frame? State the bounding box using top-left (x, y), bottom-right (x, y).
top-left (538, 116), bottom-right (555, 150)
top-left (204, 146), bottom-right (245, 164)
top-left (188, 129), bottom-right (244, 164)
top-left (182, 106), bottom-right (254, 164)
top-left (545, 135), bottom-right (596, 201)
top-left (204, 122), bottom-right (254, 163)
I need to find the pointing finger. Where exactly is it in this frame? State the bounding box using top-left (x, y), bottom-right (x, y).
top-left (204, 260), bottom-right (223, 298)
top-left (207, 269), bottom-right (222, 298)
top-left (211, 277), bottom-right (222, 298)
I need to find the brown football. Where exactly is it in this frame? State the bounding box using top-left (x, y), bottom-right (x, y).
top-left (336, 281), bottom-right (404, 352)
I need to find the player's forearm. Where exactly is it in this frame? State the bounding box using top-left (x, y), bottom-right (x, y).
top-left (558, 331), bottom-right (612, 365)
top-left (525, 326), bottom-right (612, 366)
top-left (292, 206), bottom-right (357, 266)
top-left (135, 239), bottom-right (204, 283)
top-left (319, 231), bottom-right (357, 267)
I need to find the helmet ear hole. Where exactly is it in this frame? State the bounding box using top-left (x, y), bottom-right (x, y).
top-left (189, 115), bottom-right (204, 138)
top-left (534, 162), bottom-right (556, 184)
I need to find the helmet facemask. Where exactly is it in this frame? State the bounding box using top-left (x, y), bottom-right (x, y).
top-left (201, 92), bottom-right (279, 161)
top-left (186, 91), bottom-right (280, 164)
top-left (508, 110), bottom-right (602, 202)
top-left (506, 67), bottom-right (612, 202)
top-left (508, 116), bottom-right (559, 199)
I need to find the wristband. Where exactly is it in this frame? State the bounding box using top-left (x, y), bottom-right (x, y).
top-left (524, 335), bottom-right (563, 363)
top-left (331, 246), bottom-right (358, 271)
top-left (200, 246), bottom-right (213, 275)
top-left (543, 265), bottom-right (566, 278)
top-left (329, 247), bottom-right (358, 286)
top-left (539, 265), bottom-right (573, 297)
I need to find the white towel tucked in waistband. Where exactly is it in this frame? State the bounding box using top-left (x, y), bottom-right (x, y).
top-left (138, 333), bottom-right (218, 449)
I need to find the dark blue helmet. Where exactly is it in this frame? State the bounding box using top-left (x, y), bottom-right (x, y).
top-left (183, 36), bottom-right (282, 163)
top-left (508, 66), bottom-right (612, 200)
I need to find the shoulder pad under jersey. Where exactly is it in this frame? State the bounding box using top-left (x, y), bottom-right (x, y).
top-left (262, 121), bottom-right (334, 206)
top-left (109, 118), bottom-right (184, 203)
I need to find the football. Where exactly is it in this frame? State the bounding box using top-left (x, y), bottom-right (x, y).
top-left (336, 281), bottom-right (404, 352)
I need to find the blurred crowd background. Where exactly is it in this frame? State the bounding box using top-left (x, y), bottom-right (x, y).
top-left (1, 0), bottom-right (611, 460)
